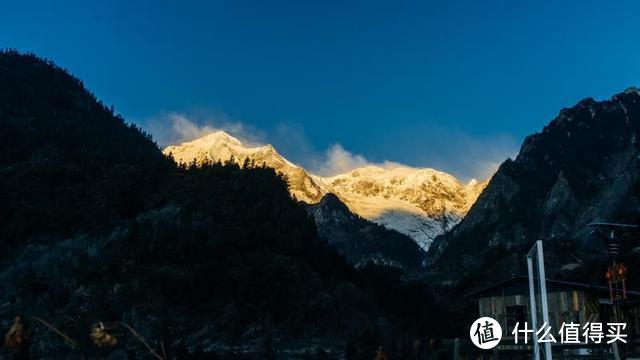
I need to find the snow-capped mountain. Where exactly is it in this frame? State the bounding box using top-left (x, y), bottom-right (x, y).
top-left (163, 132), bottom-right (325, 202)
top-left (318, 166), bottom-right (486, 250)
top-left (164, 131), bottom-right (486, 250)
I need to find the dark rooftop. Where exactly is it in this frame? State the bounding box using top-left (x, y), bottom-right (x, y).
top-left (465, 275), bottom-right (640, 298)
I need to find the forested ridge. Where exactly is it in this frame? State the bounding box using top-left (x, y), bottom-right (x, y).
top-left (0, 51), bottom-right (449, 359)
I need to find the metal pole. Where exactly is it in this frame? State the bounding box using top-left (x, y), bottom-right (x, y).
top-left (527, 255), bottom-right (540, 360)
top-left (453, 338), bottom-right (460, 360)
top-left (536, 240), bottom-right (553, 360)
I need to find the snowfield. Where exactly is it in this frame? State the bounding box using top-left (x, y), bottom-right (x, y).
top-left (164, 131), bottom-right (486, 250)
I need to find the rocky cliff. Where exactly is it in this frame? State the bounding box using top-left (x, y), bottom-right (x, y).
top-left (427, 88), bottom-right (640, 287)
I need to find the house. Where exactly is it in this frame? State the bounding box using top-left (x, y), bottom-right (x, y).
top-left (465, 275), bottom-right (640, 356)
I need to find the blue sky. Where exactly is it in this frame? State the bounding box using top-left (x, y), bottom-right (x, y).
top-left (2, 1), bottom-right (640, 180)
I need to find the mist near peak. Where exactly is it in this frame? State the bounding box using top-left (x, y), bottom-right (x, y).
top-left (141, 112), bottom-right (512, 181)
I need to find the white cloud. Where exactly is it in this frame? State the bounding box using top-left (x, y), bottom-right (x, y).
top-left (314, 144), bottom-right (406, 176)
top-left (267, 123), bottom-right (510, 179)
top-left (140, 112), bottom-right (264, 148)
top-left (137, 113), bottom-right (516, 181)
top-left (318, 144), bottom-right (370, 175)
top-left (166, 113), bottom-right (216, 144)
top-left (267, 122), bottom-right (407, 176)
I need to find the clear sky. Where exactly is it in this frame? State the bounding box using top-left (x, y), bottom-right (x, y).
top-left (2, 0), bottom-right (640, 180)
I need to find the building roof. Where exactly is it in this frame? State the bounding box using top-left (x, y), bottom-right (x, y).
top-left (464, 275), bottom-right (640, 298)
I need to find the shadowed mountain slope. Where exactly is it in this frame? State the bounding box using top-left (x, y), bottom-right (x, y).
top-left (427, 88), bottom-right (640, 289)
top-left (307, 193), bottom-right (427, 274)
top-left (0, 51), bottom-right (445, 358)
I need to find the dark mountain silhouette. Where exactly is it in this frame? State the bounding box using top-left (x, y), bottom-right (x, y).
top-left (0, 50), bottom-right (172, 253)
top-left (427, 87), bottom-right (640, 291)
top-left (0, 51), bottom-right (444, 359)
top-left (307, 193), bottom-right (427, 274)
